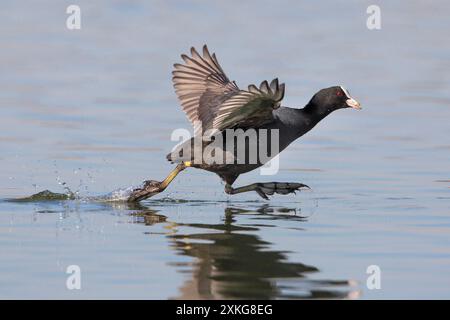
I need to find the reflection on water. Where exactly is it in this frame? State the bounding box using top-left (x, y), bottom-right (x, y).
top-left (131, 204), bottom-right (357, 299)
top-left (0, 198), bottom-right (360, 299)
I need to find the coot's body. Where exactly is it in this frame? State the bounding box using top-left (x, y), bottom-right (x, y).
top-left (127, 45), bottom-right (361, 202)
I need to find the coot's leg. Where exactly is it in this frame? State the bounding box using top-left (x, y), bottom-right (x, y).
top-left (127, 162), bottom-right (190, 202)
top-left (224, 182), bottom-right (310, 200)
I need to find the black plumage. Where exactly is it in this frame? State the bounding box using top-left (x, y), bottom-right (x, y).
top-left (128, 45), bottom-right (361, 202)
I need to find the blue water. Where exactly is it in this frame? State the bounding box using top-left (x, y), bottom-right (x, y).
top-left (0, 0), bottom-right (449, 299)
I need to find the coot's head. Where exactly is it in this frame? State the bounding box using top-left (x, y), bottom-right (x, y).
top-left (307, 86), bottom-right (361, 115)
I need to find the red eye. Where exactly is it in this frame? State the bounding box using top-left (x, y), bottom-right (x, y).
top-left (336, 90), bottom-right (343, 97)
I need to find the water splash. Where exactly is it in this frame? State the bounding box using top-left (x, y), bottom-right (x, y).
top-left (94, 185), bottom-right (138, 202)
top-left (7, 187), bottom-right (133, 203)
top-left (8, 190), bottom-right (74, 202)
top-left (54, 163), bottom-right (77, 199)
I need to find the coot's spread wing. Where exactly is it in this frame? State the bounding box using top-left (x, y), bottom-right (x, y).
top-left (172, 45), bottom-right (239, 135)
top-left (213, 79), bottom-right (285, 131)
top-left (172, 45), bottom-right (285, 134)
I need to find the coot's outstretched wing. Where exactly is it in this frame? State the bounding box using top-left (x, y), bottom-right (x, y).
top-left (172, 45), bottom-right (285, 134)
top-left (173, 45), bottom-right (238, 135)
top-left (213, 79), bottom-right (285, 131)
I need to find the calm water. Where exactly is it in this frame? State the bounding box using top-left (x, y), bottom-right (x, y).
top-left (1, 1), bottom-right (449, 299)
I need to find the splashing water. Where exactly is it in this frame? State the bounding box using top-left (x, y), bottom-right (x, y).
top-left (7, 190), bottom-right (74, 202)
top-left (9, 182), bottom-right (149, 203)
top-left (94, 185), bottom-right (140, 202)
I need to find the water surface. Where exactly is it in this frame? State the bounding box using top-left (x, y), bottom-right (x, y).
top-left (0, 0), bottom-right (449, 299)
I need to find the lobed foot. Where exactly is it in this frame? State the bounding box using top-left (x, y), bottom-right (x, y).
top-left (254, 182), bottom-right (310, 200)
top-left (127, 180), bottom-right (164, 202)
top-left (225, 182), bottom-right (310, 200)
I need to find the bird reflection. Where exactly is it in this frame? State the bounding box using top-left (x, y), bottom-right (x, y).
top-left (129, 204), bottom-right (358, 299)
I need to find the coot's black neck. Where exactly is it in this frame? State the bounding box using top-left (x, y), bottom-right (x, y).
top-left (270, 105), bottom-right (335, 151)
top-left (295, 103), bottom-right (334, 137)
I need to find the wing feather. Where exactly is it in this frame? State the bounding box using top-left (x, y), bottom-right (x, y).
top-left (212, 79), bottom-right (285, 131)
top-left (172, 45), bottom-right (285, 134)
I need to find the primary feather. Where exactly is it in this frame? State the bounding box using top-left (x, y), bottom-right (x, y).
top-left (172, 45), bottom-right (285, 135)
